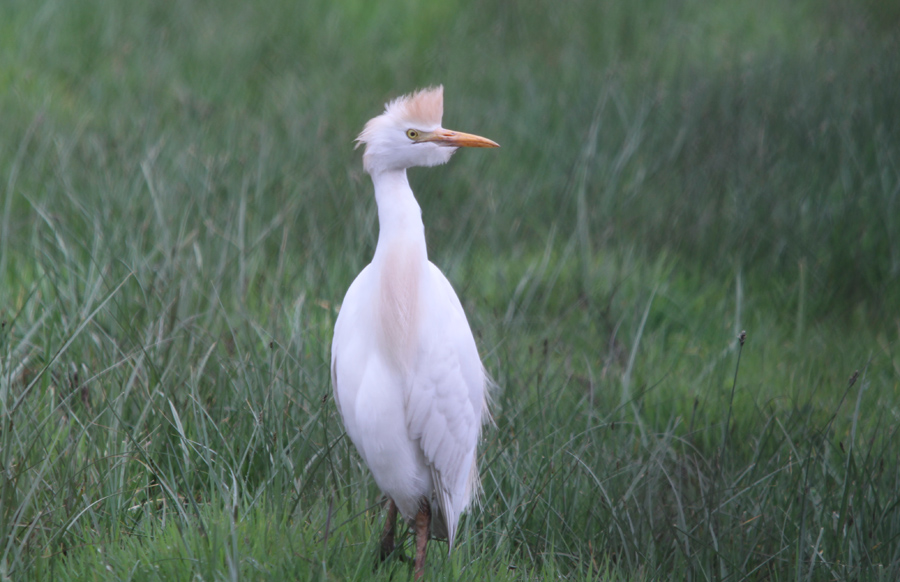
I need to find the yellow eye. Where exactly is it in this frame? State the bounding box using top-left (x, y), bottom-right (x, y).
top-left (406, 129), bottom-right (419, 140)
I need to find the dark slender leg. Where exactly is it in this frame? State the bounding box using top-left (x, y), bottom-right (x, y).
top-left (414, 499), bottom-right (431, 581)
top-left (379, 499), bottom-right (398, 561)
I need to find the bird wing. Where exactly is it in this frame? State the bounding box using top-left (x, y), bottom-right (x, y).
top-left (404, 264), bottom-right (485, 549)
top-left (331, 265), bottom-right (375, 427)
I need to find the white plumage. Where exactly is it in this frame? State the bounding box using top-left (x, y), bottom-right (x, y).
top-left (330, 86), bottom-right (497, 577)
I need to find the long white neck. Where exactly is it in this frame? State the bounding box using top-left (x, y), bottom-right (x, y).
top-left (369, 168), bottom-right (428, 371)
top-left (371, 169), bottom-right (427, 261)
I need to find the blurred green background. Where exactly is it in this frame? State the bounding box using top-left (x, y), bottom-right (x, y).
top-left (1, 0), bottom-right (898, 580)
top-left (4, 0), bottom-right (899, 317)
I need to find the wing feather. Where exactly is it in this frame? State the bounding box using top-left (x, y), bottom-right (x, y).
top-left (405, 265), bottom-right (486, 549)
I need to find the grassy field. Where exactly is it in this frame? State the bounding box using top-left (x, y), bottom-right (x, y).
top-left (2, 0), bottom-right (899, 579)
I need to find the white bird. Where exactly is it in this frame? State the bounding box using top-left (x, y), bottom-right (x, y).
top-left (330, 86), bottom-right (497, 579)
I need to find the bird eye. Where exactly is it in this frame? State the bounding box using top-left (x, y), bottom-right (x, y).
top-left (406, 129), bottom-right (419, 140)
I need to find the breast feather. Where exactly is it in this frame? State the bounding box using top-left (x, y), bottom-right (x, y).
top-left (378, 242), bottom-right (423, 369)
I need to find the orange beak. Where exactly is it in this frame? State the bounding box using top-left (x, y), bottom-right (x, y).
top-left (423, 128), bottom-right (499, 148)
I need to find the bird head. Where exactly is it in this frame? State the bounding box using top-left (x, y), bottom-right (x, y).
top-left (356, 85), bottom-right (499, 176)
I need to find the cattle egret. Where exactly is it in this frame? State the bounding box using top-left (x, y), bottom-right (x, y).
top-left (331, 86), bottom-right (497, 579)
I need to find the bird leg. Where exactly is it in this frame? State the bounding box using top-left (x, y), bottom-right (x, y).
top-left (414, 499), bottom-right (431, 581)
top-left (379, 499), bottom-right (398, 561)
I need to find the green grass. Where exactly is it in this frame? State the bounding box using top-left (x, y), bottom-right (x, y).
top-left (2, 0), bottom-right (899, 579)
